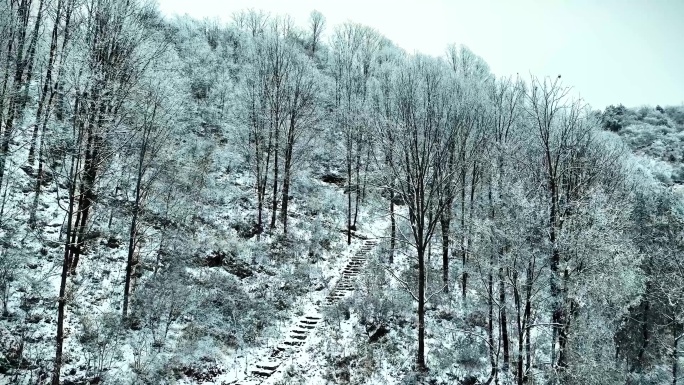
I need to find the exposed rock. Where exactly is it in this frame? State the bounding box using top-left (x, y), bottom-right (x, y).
top-left (205, 251), bottom-right (225, 267)
top-left (436, 309), bottom-right (455, 321)
top-left (20, 165), bottom-right (34, 177)
top-left (105, 237), bottom-right (121, 249)
top-left (460, 375), bottom-right (479, 385)
top-left (202, 250), bottom-right (253, 279)
top-left (173, 357), bottom-right (225, 383)
top-left (320, 173), bottom-right (346, 187)
top-left (368, 324), bottom-right (390, 343)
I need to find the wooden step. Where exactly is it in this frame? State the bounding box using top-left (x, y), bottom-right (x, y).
top-left (252, 369), bottom-right (273, 377)
top-left (277, 343), bottom-right (296, 351)
top-left (256, 361), bottom-right (280, 371)
top-left (234, 379), bottom-right (262, 385)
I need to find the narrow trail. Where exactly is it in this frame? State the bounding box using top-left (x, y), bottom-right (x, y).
top-left (229, 237), bottom-right (378, 385)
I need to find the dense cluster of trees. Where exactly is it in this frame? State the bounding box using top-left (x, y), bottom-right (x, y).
top-left (1, 1), bottom-right (683, 384)
top-left (1, 1), bottom-right (203, 383)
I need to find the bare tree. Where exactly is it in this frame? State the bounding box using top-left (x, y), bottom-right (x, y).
top-left (122, 81), bottom-right (174, 318)
top-left (524, 75), bottom-right (626, 378)
top-left (0, 0), bottom-right (44, 189)
top-left (330, 22), bottom-right (380, 244)
top-left (29, 0), bottom-right (76, 228)
top-left (52, 0), bottom-right (168, 382)
top-left (264, 17), bottom-right (292, 231)
top-left (445, 44), bottom-right (491, 299)
top-left (487, 75), bottom-right (525, 377)
top-left (241, 35), bottom-right (271, 236)
top-left (308, 10), bottom-right (325, 56)
top-left (378, 55), bottom-right (457, 371)
top-left (280, 49), bottom-right (318, 234)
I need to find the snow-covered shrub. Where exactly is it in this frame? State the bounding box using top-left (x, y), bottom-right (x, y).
top-left (77, 311), bottom-right (124, 378)
top-left (132, 268), bottom-right (195, 348)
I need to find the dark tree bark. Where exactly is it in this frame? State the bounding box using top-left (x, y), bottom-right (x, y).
top-left (441, 212), bottom-right (450, 292)
top-left (123, 102), bottom-right (159, 318)
top-left (346, 134), bottom-right (352, 244)
top-left (52, 94), bottom-right (82, 385)
top-left (500, 263), bottom-right (510, 371)
top-left (280, 56), bottom-right (316, 234)
top-left (29, 0), bottom-right (73, 226)
top-left (673, 322), bottom-right (681, 385)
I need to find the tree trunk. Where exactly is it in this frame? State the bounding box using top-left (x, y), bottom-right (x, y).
top-left (270, 122), bottom-right (280, 229)
top-left (252, 116), bottom-right (263, 234)
top-left (388, 134), bottom-right (395, 263)
top-left (70, 90), bottom-right (105, 275)
top-left (122, 205), bottom-right (139, 318)
top-left (513, 269), bottom-right (524, 385)
top-left (487, 183), bottom-right (498, 384)
top-left (524, 259), bottom-right (534, 379)
top-left (460, 166), bottom-right (467, 299)
top-left (673, 323), bottom-right (680, 385)
top-left (18, 0), bottom-right (46, 114)
top-left (636, 282), bottom-right (651, 373)
top-left (346, 138), bottom-right (352, 245)
top-left (488, 266), bottom-right (497, 383)
top-left (0, 0), bottom-right (32, 187)
top-left (258, 115), bottom-right (272, 237)
top-left (500, 265), bottom-right (510, 371)
top-left (123, 133), bottom-right (147, 318)
top-left (557, 269), bottom-right (570, 371)
top-left (389, 194), bottom-right (395, 264)
top-left (549, 178), bottom-right (561, 371)
top-left (28, 123), bottom-right (46, 228)
top-left (417, 243), bottom-right (427, 371)
top-left (361, 143), bottom-right (371, 202)
top-left (52, 109), bottom-right (81, 384)
top-left (280, 146), bottom-right (292, 234)
top-left (441, 213), bottom-right (450, 292)
top-left (70, 125), bottom-right (101, 273)
top-left (353, 137), bottom-right (361, 227)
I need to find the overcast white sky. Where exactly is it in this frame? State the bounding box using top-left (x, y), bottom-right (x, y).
top-left (157, 0), bottom-right (683, 110)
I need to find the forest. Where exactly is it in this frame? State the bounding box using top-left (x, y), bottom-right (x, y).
top-left (1, 1), bottom-right (684, 384)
